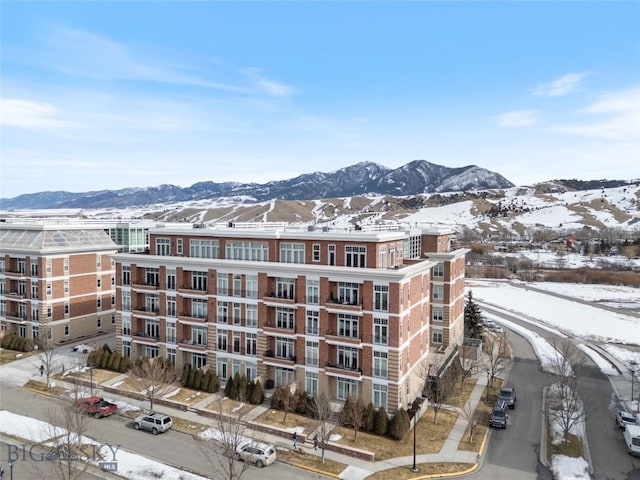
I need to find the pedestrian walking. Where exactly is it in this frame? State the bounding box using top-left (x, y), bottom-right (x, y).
top-left (40, 364), bottom-right (45, 377)
top-left (292, 431), bottom-right (297, 449)
top-left (313, 434), bottom-right (319, 450)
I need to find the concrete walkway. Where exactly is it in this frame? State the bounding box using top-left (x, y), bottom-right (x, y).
top-left (0, 352), bottom-right (494, 479)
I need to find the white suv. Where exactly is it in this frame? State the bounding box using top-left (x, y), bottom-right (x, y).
top-left (133, 413), bottom-right (172, 435)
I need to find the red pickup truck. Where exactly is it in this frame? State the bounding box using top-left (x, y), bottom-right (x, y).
top-left (75, 396), bottom-right (118, 418)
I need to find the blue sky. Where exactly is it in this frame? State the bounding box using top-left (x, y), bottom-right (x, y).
top-left (1, 1), bottom-right (639, 198)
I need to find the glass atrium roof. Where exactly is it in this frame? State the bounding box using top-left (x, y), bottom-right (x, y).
top-left (0, 228), bottom-right (116, 253)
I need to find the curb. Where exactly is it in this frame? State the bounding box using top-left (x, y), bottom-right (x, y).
top-left (540, 386), bottom-right (549, 468)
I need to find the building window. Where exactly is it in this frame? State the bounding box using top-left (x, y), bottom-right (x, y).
top-left (63, 258), bottom-right (69, 272)
top-left (338, 314), bottom-right (359, 338)
top-left (46, 283), bottom-right (52, 296)
top-left (275, 337), bottom-right (294, 360)
top-left (192, 298), bottom-right (207, 319)
top-left (225, 241), bottom-right (267, 261)
top-left (111, 276), bottom-right (115, 286)
top-left (166, 297), bottom-right (176, 317)
top-left (246, 333), bottom-right (257, 356)
top-left (167, 348), bottom-right (176, 366)
top-left (145, 345), bottom-right (159, 359)
top-left (145, 320), bottom-right (159, 339)
top-left (217, 301), bottom-right (228, 323)
top-left (337, 378), bottom-right (357, 401)
top-left (30, 260), bottom-right (38, 276)
top-left (276, 307), bottom-right (295, 330)
top-left (373, 351), bottom-right (388, 378)
top-left (96, 255), bottom-right (101, 268)
top-left (305, 310), bottom-right (319, 335)
top-left (373, 384), bottom-right (388, 410)
top-left (433, 286), bottom-right (444, 301)
top-left (338, 282), bottom-right (359, 305)
top-left (217, 359), bottom-right (228, 380)
top-left (31, 307), bottom-right (38, 321)
top-left (97, 317), bottom-right (102, 329)
top-left (97, 297), bottom-right (102, 309)
top-left (275, 367), bottom-right (294, 387)
top-left (241, 304), bottom-right (255, 327)
top-left (328, 245), bottom-right (336, 266)
top-left (246, 275), bottom-right (258, 298)
top-left (337, 346), bottom-right (359, 370)
top-left (166, 322), bottom-right (176, 344)
top-left (111, 294), bottom-right (115, 306)
top-left (190, 239), bottom-right (218, 259)
top-left (64, 324), bottom-right (70, 336)
top-left (62, 280), bottom-right (68, 294)
top-left (345, 245), bottom-right (366, 268)
top-left (306, 372), bottom-right (318, 396)
top-left (156, 238), bottom-right (170, 256)
top-left (305, 341), bottom-right (319, 367)
top-left (145, 294), bottom-right (160, 312)
top-left (122, 317), bottom-right (131, 336)
top-left (275, 277), bottom-right (295, 299)
top-left (217, 330), bottom-right (228, 351)
top-left (432, 330), bottom-right (443, 344)
top-left (122, 340), bottom-right (131, 358)
top-left (122, 266), bottom-right (130, 286)
top-left (232, 332), bottom-right (241, 353)
top-left (97, 278), bottom-right (101, 288)
top-left (122, 292), bottom-right (131, 311)
top-left (232, 303), bottom-right (241, 324)
top-left (64, 303), bottom-right (69, 315)
top-left (166, 269), bottom-right (176, 290)
top-left (232, 275), bottom-right (242, 296)
top-left (192, 326), bottom-right (207, 346)
top-left (306, 279), bottom-right (319, 305)
top-left (145, 268), bottom-right (159, 286)
top-left (374, 285), bottom-right (389, 311)
top-left (47, 306), bottom-right (52, 318)
top-left (433, 263), bottom-right (444, 277)
top-left (191, 271), bottom-right (207, 291)
top-left (246, 363), bottom-right (257, 382)
top-left (46, 260), bottom-right (51, 274)
top-left (373, 317), bottom-right (388, 345)
top-left (280, 243), bottom-right (305, 264)
top-left (217, 276), bottom-right (228, 296)
top-left (176, 238), bottom-right (183, 255)
top-left (378, 246), bottom-right (387, 269)
top-left (312, 244), bottom-right (320, 262)
top-left (432, 307), bottom-right (443, 322)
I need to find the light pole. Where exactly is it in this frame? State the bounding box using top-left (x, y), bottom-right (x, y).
top-left (408, 402), bottom-right (418, 473)
top-left (632, 368), bottom-right (637, 413)
top-left (90, 364), bottom-right (94, 397)
top-left (486, 369), bottom-right (490, 403)
top-left (8, 460), bottom-right (14, 480)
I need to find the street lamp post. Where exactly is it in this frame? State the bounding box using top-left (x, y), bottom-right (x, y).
top-left (486, 369), bottom-right (490, 402)
top-left (408, 402), bottom-right (418, 473)
top-left (8, 460), bottom-right (14, 480)
top-left (90, 365), bottom-right (94, 397)
top-left (632, 368), bottom-right (636, 412)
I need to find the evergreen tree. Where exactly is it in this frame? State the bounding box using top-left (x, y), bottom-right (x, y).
top-left (387, 408), bottom-right (410, 440)
top-left (464, 290), bottom-right (484, 339)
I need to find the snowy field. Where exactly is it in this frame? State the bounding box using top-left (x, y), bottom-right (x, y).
top-left (469, 280), bottom-right (640, 345)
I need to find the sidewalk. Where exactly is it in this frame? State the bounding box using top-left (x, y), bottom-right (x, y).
top-left (1, 352), bottom-right (494, 480)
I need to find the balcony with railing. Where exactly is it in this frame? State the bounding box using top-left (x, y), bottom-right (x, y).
top-left (325, 294), bottom-right (362, 313)
top-left (325, 360), bottom-right (363, 379)
top-left (325, 329), bottom-right (361, 345)
top-left (178, 310), bottom-right (208, 323)
top-left (5, 291), bottom-right (27, 301)
top-left (5, 312), bottom-right (27, 322)
top-left (132, 331), bottom-right (160, 343)
top-left (131, 281), bottom-right (159, 291)
top-left (262, 348), bottom-right (296, 367)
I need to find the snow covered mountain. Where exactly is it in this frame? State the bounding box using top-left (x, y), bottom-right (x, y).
top-left (0, 160), bottom-right (513, 209)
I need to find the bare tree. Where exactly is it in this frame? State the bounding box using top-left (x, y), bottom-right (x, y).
top-left (199, 399), bottom-right (252, 480)
top-left (459, 401), bottom-right (482, 444)
top-left (272, 384), bottom-right (298, 423)
top-left (310, 392), bottom-right (333, 464)
top-left (459, 353), bottom-right (481, 388)
top-left (418, 357), bottom-right (456, 424)
top-left (485, 332), bottom-right (510, 387)
top-left (33, 405), bottom-right (92, 480)
top-left (128, 357), bottom-right (177, 412)
top-left (546, 338), bottom-right (587, 443)
top-left (33, 329), bottom-right (59, 388)
top-left (339, 395), bottom-right (367, 441)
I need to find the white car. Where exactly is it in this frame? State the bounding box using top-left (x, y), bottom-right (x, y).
top-left (71, 344), bottom-right (95, 353)
top-left (236, 441), bottom-right (277, 467)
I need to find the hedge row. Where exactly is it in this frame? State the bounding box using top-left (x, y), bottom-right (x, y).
top-left (180, 364), bottom-right (219, 393)
top-left (87, 344), bottom-right (131, 373)
top-left (1, 335), bottom-right (34, 352)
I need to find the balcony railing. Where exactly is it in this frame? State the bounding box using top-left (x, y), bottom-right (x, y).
top-left (132, 332), bottom-right (159, 342)
top-left (325, 361), bottom-right (363, 378)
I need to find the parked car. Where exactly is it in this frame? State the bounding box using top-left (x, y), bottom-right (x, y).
top-left (235, 441), bottom-right (277, 468)
top-left (71, 344), bottom-right (94, 353)
top-left (489, 399), bottom-right (508, 429)
top-left (484, 319), bottom-right (497, 330)
top-left (498, 386), bottom-right (517, 409)
top-left (615, 410), bottom-right (638, 430)
top-left (133, 413), bottom-right (172, 435)
top-left (76, 396), bottom-right (118, 418)
top-left (624, 424), bottom-right (640, 456)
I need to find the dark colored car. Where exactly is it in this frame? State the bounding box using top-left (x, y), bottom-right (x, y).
top-left (498, 386), bottom-right (517, 409)
top-left (616, 410), bottom-right (638, 430)
top-left (489, 399), bottom-right (508, 429)
top-left (76, 396), bottom-right (118, 418)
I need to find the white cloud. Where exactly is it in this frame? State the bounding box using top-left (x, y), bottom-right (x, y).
top-left (0, 98), bottom-right (74, 129)
top-left (493, 110), bottom-right (539, 127)
top-left (241, 67), bottom-right (295, 97)
top-left (532, 72), bottom-right (589, 97)
top-left (548, 85), bottom-right (640, 140)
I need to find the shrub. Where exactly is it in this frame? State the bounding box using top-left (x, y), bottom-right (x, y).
top-left (187, 367), bottom-right (196, 389)
top-left (99, 350), bottom-right (111, 369)
top-left (180, 364), bottom-right (191, 386)
top-left (108, 352), bottom-right (120, 371)
top-left (118, 356), bottom-right (131, 373)
top-left (224, 375), bottom-right (236, 398)
top-left (102, 343), bottom-right (112, 354)
top-left (271, 386), bottom-right (285, 409)
top-left (236, 374), bottom-right (248, 402)
top-left (207, 373), bottom-right (219, 393)
top-left (388, 408), bottom-right (410, 440)
top-left (249, 380), bottom-right (263, 404)
top-left (374, 407), bottom-right (389, 436)
top-left (193, 369), bottom-right (203, 391)
top-left (295, 391), bottom-right (309, 415)
top-left (265, 378), bottom-right (274, 389)
top-left (365, 403), bottom-right (375, 432)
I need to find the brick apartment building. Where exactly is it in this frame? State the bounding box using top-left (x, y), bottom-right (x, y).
top-left (114, 223), bottom-right (468, 413)
top-left (0, 223), bottom-right (118, 344)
